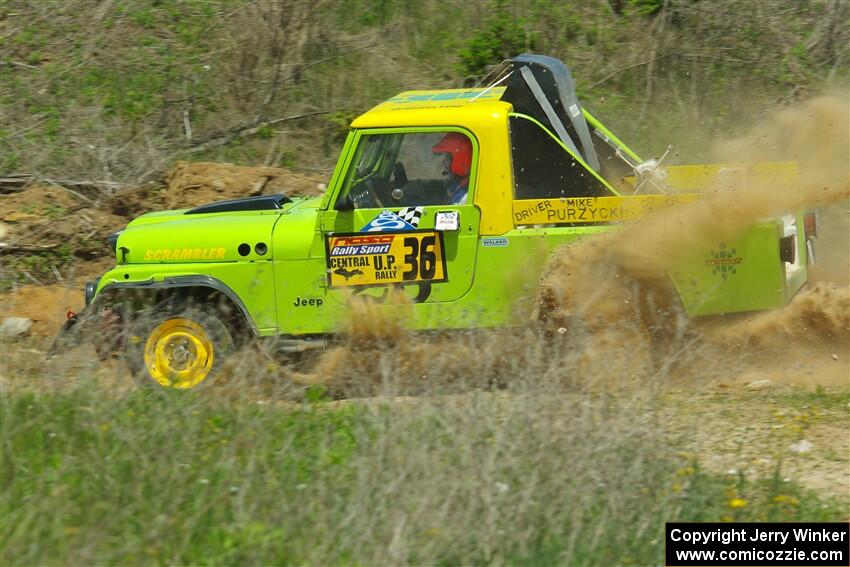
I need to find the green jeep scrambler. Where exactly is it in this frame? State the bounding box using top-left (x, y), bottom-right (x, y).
top-left (55, 55), bottom-right (815, 389)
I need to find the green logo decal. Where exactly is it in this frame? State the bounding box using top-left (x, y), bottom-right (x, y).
top-left (706, 242), bottom-right (743, 280)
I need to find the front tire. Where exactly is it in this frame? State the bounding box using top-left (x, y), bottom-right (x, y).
top-left (126, 308), bottom-right (235, 390)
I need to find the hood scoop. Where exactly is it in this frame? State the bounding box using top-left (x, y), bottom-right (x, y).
top-left (185, 194), bottom-right (291, 215)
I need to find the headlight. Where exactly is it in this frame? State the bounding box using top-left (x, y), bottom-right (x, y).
top-left (85, 278), bottom-right (101, 307)
top-left (106, 230), bottom-right (122, 254)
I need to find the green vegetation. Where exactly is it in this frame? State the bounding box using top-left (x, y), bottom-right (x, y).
top-left (774, 386), bottom-right (850, 415)
top-left (1, 0), bottom-right (846, 182)
top-left (458, 0), bottom-right (534, 78)
top-left (1, 385), bottom-right (845, 565)
top-left (0, 248), bottom-right (76, 292)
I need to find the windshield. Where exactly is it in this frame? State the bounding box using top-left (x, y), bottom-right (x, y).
top-left (338, 131), bottom-right (474, 209)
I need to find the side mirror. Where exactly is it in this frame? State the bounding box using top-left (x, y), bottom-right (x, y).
top-left (335, 195), bottom-right (354, 212)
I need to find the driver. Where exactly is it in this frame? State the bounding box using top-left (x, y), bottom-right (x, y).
top-left (432, 133), bottom-right (472, 205)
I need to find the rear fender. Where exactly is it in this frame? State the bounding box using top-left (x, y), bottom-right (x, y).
top-left (670, 217), bottom-right (808, 316)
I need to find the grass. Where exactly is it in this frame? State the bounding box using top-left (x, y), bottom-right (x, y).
top-left (0, 249), bottom-right (76, 292)
top-left (774, 386), bottom-right (850, 415)
top-left (2, 377), bottom-right (846, 566)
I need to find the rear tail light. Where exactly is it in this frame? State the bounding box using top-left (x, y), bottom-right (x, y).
top-left (779, 235), bottom-right (796, 264)
top-left (803, 211), bottom-right (817, 238)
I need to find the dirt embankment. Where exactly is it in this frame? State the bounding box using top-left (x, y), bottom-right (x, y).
top-left (0, 161), bottom-right (327, 337)
top-left (107, 161), bottom-right (327, 218)
top-left (0, 185), bottom-right (127, 260)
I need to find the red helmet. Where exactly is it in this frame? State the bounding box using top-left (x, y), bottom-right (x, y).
top-left (432, 132), bottom-right (472, 177)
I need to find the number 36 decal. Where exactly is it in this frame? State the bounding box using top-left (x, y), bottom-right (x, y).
top-left (325, 230), bottom-right (448, 288)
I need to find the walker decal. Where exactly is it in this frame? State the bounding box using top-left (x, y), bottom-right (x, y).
top-left (481, 237), bottom-right (509, 248)
top-left (326, 231), bottom-right (447, 288)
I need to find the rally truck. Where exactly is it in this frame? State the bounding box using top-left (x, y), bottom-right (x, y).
top-left (55, 55), bottom-right (816, 389)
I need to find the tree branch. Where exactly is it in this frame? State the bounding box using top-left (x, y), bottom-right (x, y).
top-left (186, 111), bottom-right (329, 153)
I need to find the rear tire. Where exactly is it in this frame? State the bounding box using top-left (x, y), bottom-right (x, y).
top-left (125, 307), bottom-right (235, 390)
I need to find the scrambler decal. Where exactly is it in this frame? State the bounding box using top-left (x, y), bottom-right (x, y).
top-left (143, 247), bottom-right (225, 261)
top-left (326, 231), bottom-right (447, 288)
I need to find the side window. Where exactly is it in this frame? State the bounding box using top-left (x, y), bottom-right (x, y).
top-left (509, 115), bottom-right (609, 200)
top-left (338, 131), bottom-right (474, 209)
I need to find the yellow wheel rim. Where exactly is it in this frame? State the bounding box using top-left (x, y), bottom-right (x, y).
top-left (143, 318), bottom-right (214, 389)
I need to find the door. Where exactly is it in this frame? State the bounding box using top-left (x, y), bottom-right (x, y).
top-left (320, 128), bottom-right (481, 305)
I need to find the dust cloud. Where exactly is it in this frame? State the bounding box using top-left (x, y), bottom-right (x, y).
top-left (535, 93), bottom-right (849, 389)
top-left (707, 281), bottom-right (849, 348)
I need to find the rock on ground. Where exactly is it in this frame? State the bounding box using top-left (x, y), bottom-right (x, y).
top-left (1, 317), bottom-right (33, 338)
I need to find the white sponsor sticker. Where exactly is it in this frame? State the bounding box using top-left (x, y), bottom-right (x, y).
top-left (435, 210), bottom-right (459, 231)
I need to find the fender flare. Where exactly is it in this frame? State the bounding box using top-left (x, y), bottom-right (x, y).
top-left (94, 275), bottom-right (259, 336)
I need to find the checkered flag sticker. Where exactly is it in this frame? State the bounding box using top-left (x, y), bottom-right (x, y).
top-left (396, 206), bottom-right (424, 228)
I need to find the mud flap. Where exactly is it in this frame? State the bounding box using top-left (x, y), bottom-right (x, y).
top-left (47, 314), bottom-right (82, 357)
top-left (48, 307), bottom-right (119, 361)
